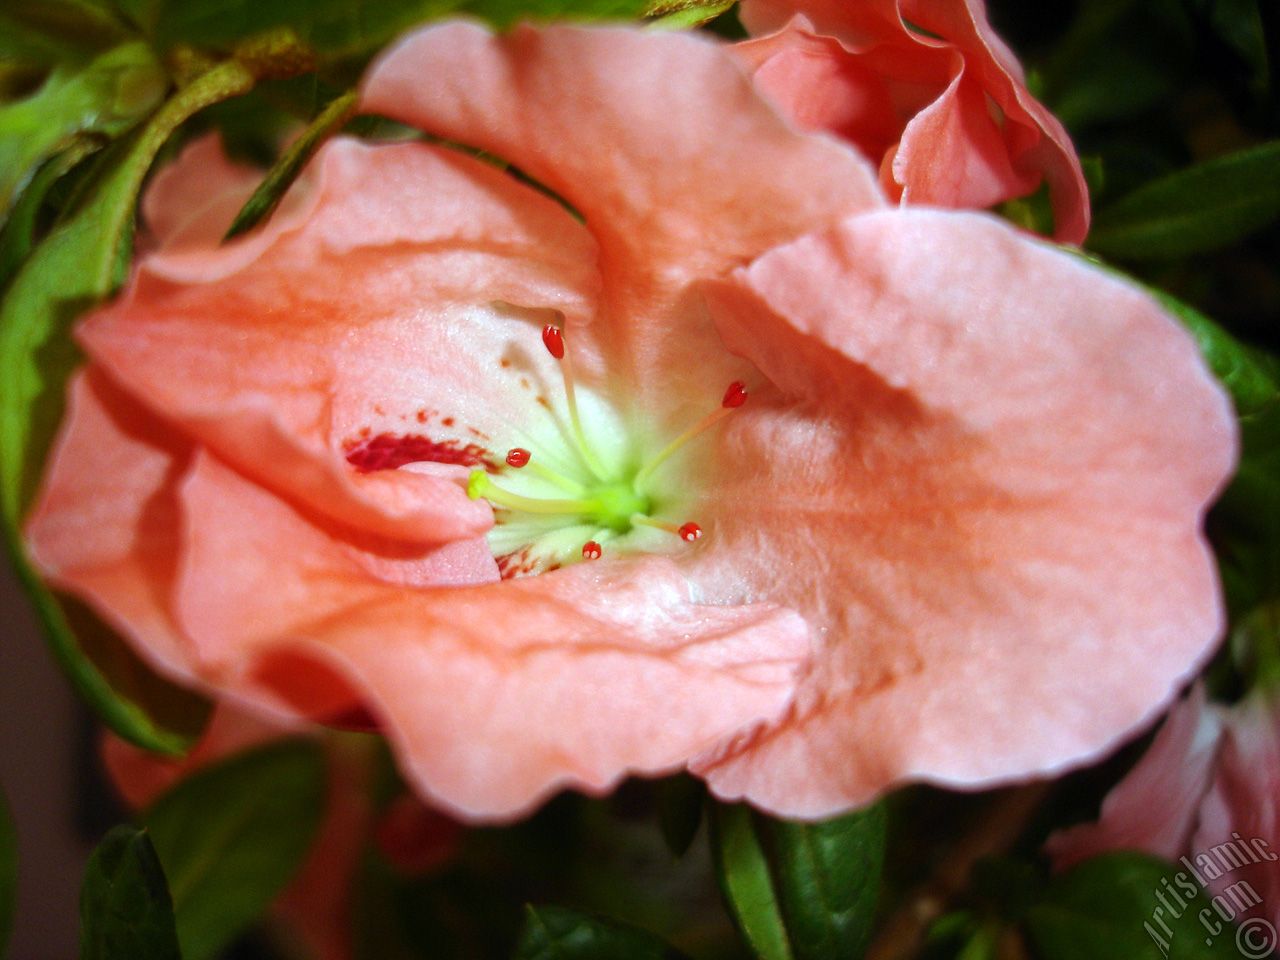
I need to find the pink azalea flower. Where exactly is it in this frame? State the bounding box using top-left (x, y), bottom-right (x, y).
top-left (26, 23), bottom-right (1233, 821)
top-left (731, 0), bottom-right (1091, 243)
top-left (1048, 685), bottom-right (1280, 933)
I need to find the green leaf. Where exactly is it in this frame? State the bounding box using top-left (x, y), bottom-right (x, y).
top-left (709, 803), bottom-right (793, 960)
top-left (149, 0), bottom-right (460, 60)
top-left (1212, 399), bottom-right (1280, 615)
top-left (145, 0), bottom-right (650, 57)
top-left (463, 0), bottom-right (648, 27)
top-left (0, 0), bottom-right (131, 64)
top-left (79, 826), bottom-right (181, 960)
top-left (225, 87), bottom-right (358, 239)
top-left (1022, 852), bottom-right (1250, 960)
top-left (0, 42), bottom-right (166, 225)
top-left (0, 783), bottom-right (15, 959)
top-left (1187, 0), bottom-right (1268, 92)
top-left (654, 773), bottom-right (705, 859)
top-left (1149, 290), bottom-right (1279, 417)
top-left (0, 141), bottom-right (100, 292)
top-left (757, 802), bottom-right (886, 960)
top-left (1088, 141), bottom-right (1280, 260)
top-left (643, 0), bottom-right (735, 30)
top-left (144, 738), bottom-right (327, 960)
top-left (0, 56), bottom-right (280, 756)
top-left (513, 905), bottom-right (692, 960)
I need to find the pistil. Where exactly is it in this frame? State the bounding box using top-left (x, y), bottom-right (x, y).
top-left (468, 471), bottom-right (597, 516)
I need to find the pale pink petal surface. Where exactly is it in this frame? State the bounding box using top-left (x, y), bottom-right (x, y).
top-left (361, 22), bottom-right (884, 413)
top-left (688, 210), bottom-right (1233, 816)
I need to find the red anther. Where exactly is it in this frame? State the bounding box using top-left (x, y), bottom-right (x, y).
top-left (582, 541), bottom-right (602, 560)
top-left (542, 324), bottom-right (565, 360)
top-left (678, 522), bottom-right (702, 542)
top-left (506, 448), bottom-right (531, 468)
top-left (722, 381), bottom-right (747, 408)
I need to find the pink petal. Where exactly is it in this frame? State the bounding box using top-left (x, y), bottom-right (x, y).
top-left (25, 370), bottom-right (201, 685)
top-left (1190, 689), bottom-right (1280, 918)
top-left (79, 137), bottom-right (599, 544)
top-left (360, 23), bottom-right (884, 399)
top-left (690, 209), bottom-right (1234, 816)
top-left (169, 452), bottom-right (810, 820)
top-left (738, 0), bottom-right (1091, 243)
top-left (732, 26), bottom-right (901, 160)
top-left (1045, 685), bottom-right (1225, 869)
top-left (893, 69), bottom-right (1040, 214)
top-left (140, 134), bottom-right (262, 251)
top-left (899, 0), bottom-right (1090, 243)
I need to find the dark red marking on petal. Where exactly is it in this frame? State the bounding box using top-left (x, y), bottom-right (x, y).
top-left (497, 547), bottom-right (539, 579)
top-left (442, 417), bottom-right (455, 427)
top-left (679, 522), bottom-right (702, 542)
top-left (346, 433), bottom-right (496, 472)
top-left (722, 381), bottom-right (747, 408)
top-left (582, 541), bottom-right (602, 560)
top-left (415, 410), bottom-right (428, 423)
top-left (542, 324), bottom-right (565, 359)
top-left (506, 448), bottom-right (531, 467)
top-left (500, 358), bottom-right (511, 368)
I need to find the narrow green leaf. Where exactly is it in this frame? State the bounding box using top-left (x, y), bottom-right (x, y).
top-left (0, 57), bottom-right (274, 757)
top-left (514, 905), bottom-right (692, 960)
top-left (654, 773), bottom-right (705, 859)
top-left (0, 42), bottom-right (166, 225)
top-left (79, 826), bottom-right (181, 960)
top-left (757, 802), bottom-right (886, 960)
top-left (1088, 141), bottom-right (1280, 260)
top-left (0, 141), bottom-right (100, 293)
top-left (463, 0), bottom-right (648, 27)
top-left (151, 0), bottom-right (461, 60)
top-left (1150, 290), bottom-right (1278, 417)
top-left (0, 783), bottom-right (15, 959)
top-left (144, 738), bottom-right (326, 960)
top-left (225, 88), bottom-right (358, 239)
top-left (644, 0), bottom-right (734, 30)
top-left (1022, 852), bottom-right (1249, 960)
top-left (709, 803), bottom-right (793, 960)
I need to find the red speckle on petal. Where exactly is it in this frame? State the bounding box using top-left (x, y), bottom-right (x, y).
top-left (722, 381), bottom-right (747, 408)
top-left (582, 541), bottom-right (602, 560)
top-left (506, 448), bottom-right (531, 467)
top-left (346, 433), bottom-right (494, 472)
top-left (542, 324), bottom-right (565, 359)
top-left (679, 522), bottom-right (702, 542)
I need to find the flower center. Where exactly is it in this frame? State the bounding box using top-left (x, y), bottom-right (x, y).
top-left (466, 322), bottom-right (743, 574)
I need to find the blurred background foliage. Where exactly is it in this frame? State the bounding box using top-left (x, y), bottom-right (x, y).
top-left (0, 0), bottom-right (1278, 959)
